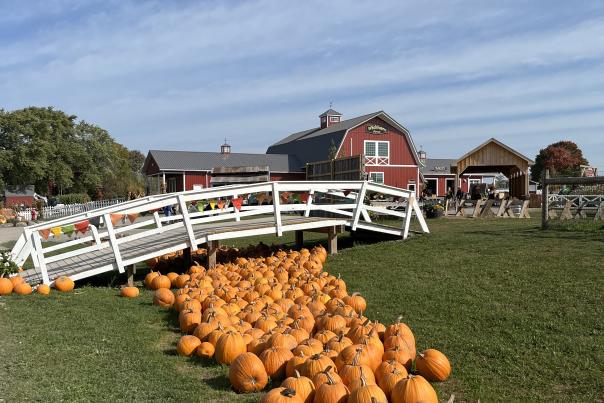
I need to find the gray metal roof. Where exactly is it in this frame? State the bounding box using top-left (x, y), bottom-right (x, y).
top-left (420, 158), bottom-right (456, 175)
top-left (145, 150), bottom-right (302, 172)
top-left (319, 109), bottom-right (342, 117)
top-left (266, 111), bottom-right (383, 163)
top-left (4, 185), bottom-right (36, 197)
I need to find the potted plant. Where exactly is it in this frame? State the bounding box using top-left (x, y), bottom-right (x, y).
top-left (424, 201), bottom-right (445, 218)
top-left (0, 251), bottom-right (20, 278)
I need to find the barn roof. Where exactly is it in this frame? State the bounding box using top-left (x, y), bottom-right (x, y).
top-left (420, 159), bottom-right (457, 175)
top-left (144, 150), bottom-right (302, 173)
top-left (267, 111), bottom-right (421, 165)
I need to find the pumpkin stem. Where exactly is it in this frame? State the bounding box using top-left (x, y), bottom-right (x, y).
top-left (294, 370), bottom-right (301, 378)
top-left (396, 315), bottom-right (403, 324)
top-left (359, 367), bottom-right (367, 387)
top-left (281, 388), bottom-right (297, 397)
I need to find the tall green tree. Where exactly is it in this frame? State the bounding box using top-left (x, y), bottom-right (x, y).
top-left (531, 141), bottom-right (588, 181)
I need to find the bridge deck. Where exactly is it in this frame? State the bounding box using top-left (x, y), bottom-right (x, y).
top-left (19, 215), bottom-right (339, 284)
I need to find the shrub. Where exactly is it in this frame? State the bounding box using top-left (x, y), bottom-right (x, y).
top-left (57, 193), bottom-right (90, 205)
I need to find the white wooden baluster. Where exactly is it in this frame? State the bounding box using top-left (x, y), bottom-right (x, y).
top-left (272, 182), bottom-right (283, 236)
top-left (31, 231), bottom-right (50, 284)
top-left (178, 195), bottom-right (198, 251)
top-left (351, 182), bottom-right (368, 231)
top-left (153, 211), bottom-right (163, 229)
top-left (304, 190), bottom-right (314, 218)
top-left (90, 225), bottom-right (102, 247)
top-left (103, 213), bottom-right (125, 273)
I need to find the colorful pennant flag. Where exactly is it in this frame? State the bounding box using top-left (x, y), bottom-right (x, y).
top-left (299, 193), bottom-right (309, 203)
top-left (231, 198), bottom-right (243, 211)
top-left (291, 194), bottom-right (300, 203)
top-left (89, 217), bottom-right (100, 228)
top-left (280, 192), bottom-right (291, 204)
top-left (217, 200), bottom-right (226, 210)
top-left (343, 189), bottom-right (351, 196)
top-left (209, 201), bottom-right (216, 210)
top-left (39, 229), bottom-right (51, 240)
top-left (127, 213), bottom-right (139, 224)
top-left (75, 220), bottom-right (90, 234)
top-left (61, 224), bottom-right (75, 237)
top-left (110, 213), bottom-right (124, 226)
top-left (197, 202), bottom-right (206, 212)
top-left (256, 193), bottom-right (267, 204)
top-left (50, 227), bottom-right (62, 237)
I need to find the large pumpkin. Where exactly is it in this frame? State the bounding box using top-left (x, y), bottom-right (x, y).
top-left (391, 375), bottom-right (438, 403)
top-left (260, 387), bottom-right (303, 403)
top-left (151, 274), bottom-right (171, 290)
top-left (0, 278), bottom-right (13, 295)
top-left (215, 330), bottom-right (247, 365)
top-left (120, 286), bottom-right (139, 298)
top-left (415, 349), bottom-right (451, 382)
top-left (14, 282), bottom-right (32, 295)
top-left (153, 288), bottom-right (175, 307)
top-left (229, 352), bottom-right (269, 393)
top-left (347, 369), bottom-right (387, 403)
top-left (177, 335), bottom-right (202, 356)
top-left (313, 371), bottom-right (349, 403)
top-left (260, 347), bottom-right (294, 381)
top-left (281, 371), bottom-right (315, 403)
top-left (54, 276), bottom-right (75, 292)
top-left (37, 284), bottom-right (51, 295)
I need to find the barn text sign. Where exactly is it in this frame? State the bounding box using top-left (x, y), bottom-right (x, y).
top-left (366, 124), bottom-right (387, 134)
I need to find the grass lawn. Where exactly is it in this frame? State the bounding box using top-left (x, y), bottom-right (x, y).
top-left (1, 218), bottom-right (603, 402)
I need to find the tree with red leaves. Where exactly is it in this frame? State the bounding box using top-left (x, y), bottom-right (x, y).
top-left (531, 141), bottom-right (588, 181)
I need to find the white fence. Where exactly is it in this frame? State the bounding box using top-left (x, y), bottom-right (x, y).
top-left (17, 199), bottom-right (125, 221)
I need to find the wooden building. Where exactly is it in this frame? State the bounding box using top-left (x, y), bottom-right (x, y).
top-left (419, 154), bottom-right (495, 197)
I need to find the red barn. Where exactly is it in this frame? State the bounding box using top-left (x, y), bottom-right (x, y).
top-left (267, 110), bottom-right (421, 193)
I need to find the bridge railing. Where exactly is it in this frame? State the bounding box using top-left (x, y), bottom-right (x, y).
top-left (11, 181), bottom-right (428, 285)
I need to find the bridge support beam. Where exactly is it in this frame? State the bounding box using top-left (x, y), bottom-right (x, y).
top-left (295, 230), bottom-right (304, 249)
top-left (126, 265), bottom-right (135, 287)
top-left (207, 240), bottom-right (219, 268)
top-left (182, 247), bottom-right (192, 270)
top-left (327, 226), bottom-right (338, 255)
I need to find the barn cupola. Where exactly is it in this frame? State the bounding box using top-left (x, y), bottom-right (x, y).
top-left (220, 139), bottom-right (231, 155)
top-left (418, 147), bottom-right (427, 166)
top-left (319, 108), bottom-right (342, 129)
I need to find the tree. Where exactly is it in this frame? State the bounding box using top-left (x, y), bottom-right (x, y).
top-left (531, 141), bottom-right (588, 181)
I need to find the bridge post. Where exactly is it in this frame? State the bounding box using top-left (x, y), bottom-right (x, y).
top-left (327, 226), bottom-right (338, 255)
top-left (126, 265), bottom-right (135, 287)
top-left (207, 240), bottom-right (219, 268)
top-left (182, 247), bottom-right (192, 270)
top-left (295, 230), bottom-right (304, 249)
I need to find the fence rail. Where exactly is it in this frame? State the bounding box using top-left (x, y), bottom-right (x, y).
top-left (16, 199), bottom-right (125, 221)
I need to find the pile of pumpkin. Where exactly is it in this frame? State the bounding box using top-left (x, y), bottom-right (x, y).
top-left (146, 245), bottom-right (451, 403)
top-left (0, 275), bottom-right (75, 296)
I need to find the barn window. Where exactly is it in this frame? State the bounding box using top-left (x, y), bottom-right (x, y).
top-left (364, 141), bottom-right (389, 165)
top-left (369, 172), bottom-right (384, 183)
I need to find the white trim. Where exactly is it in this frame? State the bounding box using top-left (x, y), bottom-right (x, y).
top-left (366, 164), bottom-right (417, 168)
top-left (368, 171), bottom-right (385, 184)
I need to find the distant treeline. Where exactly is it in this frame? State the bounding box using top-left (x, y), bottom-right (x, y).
top-left (0, 106), bottom-right (145, 200)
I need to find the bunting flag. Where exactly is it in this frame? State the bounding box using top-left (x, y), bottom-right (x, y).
top-left (231, 197), bottom-right (243, 211)
top-left (89, 217), bottom-right (101, 228)
top-left (291, 193), bottom-right (300, 203)
top-left (61, 224), bottom-right (75, 237)
top-left (280, 192), bottom-right (291, 204)
top-left (209, 201), bottom-right (216, 210)
top-left (51, 227), bottom-right (62, 237)
top-left (39, 229), bottom-right (51, 240)
top-left (127, 213), bottom-right (139, 224)
top-left (197, 202), bottom-right (206, 212)
top-left (343, 189), bottom-right (351, 196)
top-left (217, 200), bottom-right (226, 210)
top-left (75, 220), bottom-right (90, 234)
top-left (110, 213), bottom-right (124, 226)
top-left (299, 193), bottom-right (309, 203)
top-left (148, 208), bottom-right (159, 214)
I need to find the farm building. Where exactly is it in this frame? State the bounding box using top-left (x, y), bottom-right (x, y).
top-left (143, 109), bottom-right (422, 194)
top-left (3, 185), bottom-right (46, 208)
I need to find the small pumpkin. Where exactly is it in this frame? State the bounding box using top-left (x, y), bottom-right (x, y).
top-left (313, 370), bottom-right (349, 403)
top-left (153, 288), bottom-right (175, 307)
top-left (260, 387), bottom-right (303, 403)
top-left (151, 274), bottom-right (171, 290)
top-left (177, 335), bottom-right (202, 356)
top-left (0, 277), bottom-right (13, 295)
top-left (391, 374), bottom-right (438, 403)
top-left (281, 370), bottom-right (315, 403)
top-left (14, 282), bottom-right (32, 295)
top-left (195, 341), bottom-right (215, 359)
top-left (9, 276), bottom-right (24, 287)
top-left (37, 284), bottom-right (51, 295)
top-left (415, 349), bottom-right (451, 382)
top-left (120, 286), bottom-right (139, 298)
top-left (229, 352), bottom-right (269, 393)
top-left (347, 367), bottom-right (387, 402)
top-left (54, 276), bottom-right (75, 292)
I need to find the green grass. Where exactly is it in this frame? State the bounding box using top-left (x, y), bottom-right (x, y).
top-left (1, 218), bottom-right (604, 402)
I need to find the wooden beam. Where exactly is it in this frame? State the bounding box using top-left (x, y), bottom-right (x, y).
top-left (327, 226), bottom-right (338, 255)
top-left (126, 265), bottom-right (135, 287)
top-left (207, 240), bottom-right (219, 268)
top-left (295, 230), bottom-right (304, 248)
top-left (541, 169), bottom-right (549, 229)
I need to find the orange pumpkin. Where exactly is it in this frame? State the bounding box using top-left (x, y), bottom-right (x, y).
top-left (260, 387), bottom-right (303, 403)
top-left (0, 277), bottom-right (13, 295)
top-left (313, 371), bottom-right (349, 403)
top-left (195, 341), bottom-right (215, 359)
top-left (120, 286), bottom-right (139, 298)
top-left (415, 349), bottom-right (451, 382)
top-left (153, 288), bottom-right (175, 307)
top-left (54, 276), bottom-right (75, 292)
top-left (14, 282), bottom-right (32, 295)
top-left (281, 371), bottom-right (315, 403)
top-left (36, 283), bottom-right (51, 295)
top-left (229, 352), bottom-right (269, 393)
top-left (151, 274), bottom-right (171, 290)
top-left (391, 375), bottom-right (438, 403)
top-left (260, 347), bottom-right (294, 381)
top-left (177, 335), bottom-right (202, 356)
top-left (348, 368), bottom-right (387, 402)
top-left (9, 276), bottom-right (24, 287)
top-left (215, 330), bottom-right (247, 365)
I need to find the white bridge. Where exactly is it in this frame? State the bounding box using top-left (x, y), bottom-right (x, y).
top-left (10, 181), bottom-right (429, 285)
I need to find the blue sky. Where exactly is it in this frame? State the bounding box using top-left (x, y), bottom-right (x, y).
top-left (1, 0), bottom-right (604, 170)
